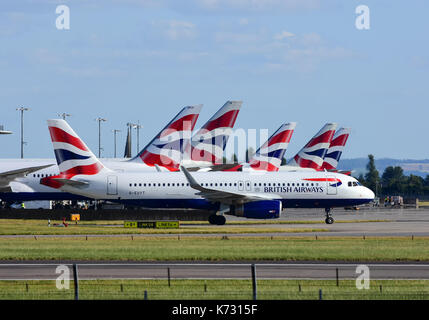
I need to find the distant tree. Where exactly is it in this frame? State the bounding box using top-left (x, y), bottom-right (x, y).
top-left (364, 154), bottom-right (379, 193)
top-left (381, 166), bottom-right (406, 195)
top-left (231, 153), bottom-right (238, 163)
top-left (281, 157), bottom-right (287, 166)
top-left (406, 174), bottom-right (425, 196)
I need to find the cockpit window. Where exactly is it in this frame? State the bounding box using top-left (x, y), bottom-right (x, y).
top-left (353, 181), bottom-right (358, 187)
top-left (348, 182), bottom-right (352, 187)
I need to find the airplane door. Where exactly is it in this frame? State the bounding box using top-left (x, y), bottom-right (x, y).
top-left (238, 181), bottom-right (244, 191)
top-left (107, 175), bottom-right (118, 195)
top-left (245, 181), bottom-right (251, 191)
top-left (326, 175), bottom-right (337, 195)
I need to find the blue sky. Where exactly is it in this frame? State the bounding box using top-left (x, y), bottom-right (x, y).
top-left (0, 0), bottom-right (428, 161)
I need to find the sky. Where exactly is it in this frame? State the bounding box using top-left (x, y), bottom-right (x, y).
top-left (0, 0), bottom-right (428, 161)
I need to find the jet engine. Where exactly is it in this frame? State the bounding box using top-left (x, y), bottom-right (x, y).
top-left (229, 200), bottom-right (282, 219)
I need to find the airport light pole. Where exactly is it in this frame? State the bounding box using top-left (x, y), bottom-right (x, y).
top-left (132, 121), bottom-right (142, 154)
top-left (96, 117), bottom-right (107, 158)
top-left (16, 107), bottom-right (30, 158)
top-left (112, 129), bottom-right (121, 158)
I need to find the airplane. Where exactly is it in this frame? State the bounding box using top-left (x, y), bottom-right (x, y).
top-left (0, 104), bottom-right (201, 201)
top-left (321, 127), bottom-right (351, 171)
top-left (40, 119), bottom-right (375, 225)
top-left (217, 122), bottom-right (297, 172)
top-left (0, 102), bottom-right (241, 202)
top-left (186, 100), bottom-right (242, 167)
top-left (278, 123), bottom-right (337, 172)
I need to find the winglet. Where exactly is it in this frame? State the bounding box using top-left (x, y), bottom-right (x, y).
top-left (180, 166), bottom-right (205, 192)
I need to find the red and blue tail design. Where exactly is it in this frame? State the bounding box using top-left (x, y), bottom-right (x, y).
top-left (249, 122), bottom-right (296, 171)
top-left (288, 123), bottom-right (337, 170)
top-left (41, 119), bottom-right (107, 189)
top-left (130, 105), bottom-right (202, 170)
top-left (321, 127), bottom-right (351, 171)
top-left (190, 101), bottom-right (241, 164)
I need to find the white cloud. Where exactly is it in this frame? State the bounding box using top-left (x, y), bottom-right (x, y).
top-left (273, 31), bottom-right (295, 40)
top-left (164, 20), bottom-right (197, 40)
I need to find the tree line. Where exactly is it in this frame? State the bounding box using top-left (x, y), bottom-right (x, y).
top-left (358, 154), bottom-right (429, 197)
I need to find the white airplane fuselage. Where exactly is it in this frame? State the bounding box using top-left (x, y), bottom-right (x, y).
top-left (55, 170), bottom-right (374, 213)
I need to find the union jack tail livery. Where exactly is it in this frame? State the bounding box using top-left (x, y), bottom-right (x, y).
top-left (41, 119), bottom-right (109, 189)
top-left (288, 123), bottom-right (337, 170)
top-left (190, 101), bottom-right (242, 165)
top-left (248, 122), bottom-right (297, 171)
top-left (321, 127), bottom-right (351, 171)
top-left (130, 105), bottom-right (202, 170)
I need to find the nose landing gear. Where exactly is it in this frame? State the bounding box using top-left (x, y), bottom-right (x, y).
top-left (208, 214), bottom-right (226, 225)
top-left (324, 208), bottom-right (334, 224)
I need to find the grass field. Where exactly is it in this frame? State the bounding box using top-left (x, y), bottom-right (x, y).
top-left (0, 236), bottom-right (428, 261)
top-left (1, 279), bottom-right (428, 300)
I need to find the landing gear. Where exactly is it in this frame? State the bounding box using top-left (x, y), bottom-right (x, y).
top-left (324, 208), bottom-right (334, 224)
top-left (208, 214), bottom-right (226, 225)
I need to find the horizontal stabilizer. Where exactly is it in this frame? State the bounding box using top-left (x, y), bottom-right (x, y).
top-left (52, 178), bottom-right (88, 187)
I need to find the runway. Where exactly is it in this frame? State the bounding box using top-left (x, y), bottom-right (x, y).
top-left (1, 263), bottom-right (429, 280)
top-left (1, 207), bottom-right (429, 238)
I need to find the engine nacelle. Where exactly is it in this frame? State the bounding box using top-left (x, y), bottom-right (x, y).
top-left (229, 200), bottom-right (282, 219)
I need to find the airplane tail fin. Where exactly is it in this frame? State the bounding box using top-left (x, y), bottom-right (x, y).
top-left (321, 127), bottom-right (351, 170)
top-left (41, 119), bottom-right (109, 188)
top-left (130, 105), bottom-right (202, 170)
top-left (287, 123), bottom-right (337, 170)
top-left (249, 122), bottom-right (296, 171)
top-left (190, 100), bottom-right (242, 164)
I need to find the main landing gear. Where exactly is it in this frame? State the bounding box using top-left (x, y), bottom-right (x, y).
top-left (324, 208), bottom-right (334, 224)
top-left (208, 214), bottom-right (226, 225)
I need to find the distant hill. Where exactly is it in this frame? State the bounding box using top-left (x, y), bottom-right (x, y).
top-left (337, 158), bottom-right (429, 178)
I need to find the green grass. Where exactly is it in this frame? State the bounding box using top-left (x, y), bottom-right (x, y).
top-left (0, 236), bottom-right (428, 261)
top-left (1, 279), bottom-right (428, 300)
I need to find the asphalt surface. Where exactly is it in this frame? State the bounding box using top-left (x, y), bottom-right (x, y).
top-left (2, 207), bottom-right (429, 238)
top-left (1, 262), bottom-right (429, 280)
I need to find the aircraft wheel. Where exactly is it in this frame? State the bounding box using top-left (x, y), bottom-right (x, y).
top-left (208, 215), bottom-right (217, 225)
top-left (216, 215), bottom-right (226, 225)
top-left (325, 217), bottom-right (334, 224)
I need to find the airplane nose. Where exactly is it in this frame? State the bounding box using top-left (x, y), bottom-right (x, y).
top-left (364, 187), bottom-right (375, 200)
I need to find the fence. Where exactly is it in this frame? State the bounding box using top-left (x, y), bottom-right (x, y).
top-left (0, 263), bottom-right (429, 300)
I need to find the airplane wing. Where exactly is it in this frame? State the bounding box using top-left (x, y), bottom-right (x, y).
top-left (0, 164), bottom-right (54, 185)
top-left (180, 166), bottom-right (281, 205)
top-left (51, 178), bottom-right (89, 187)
